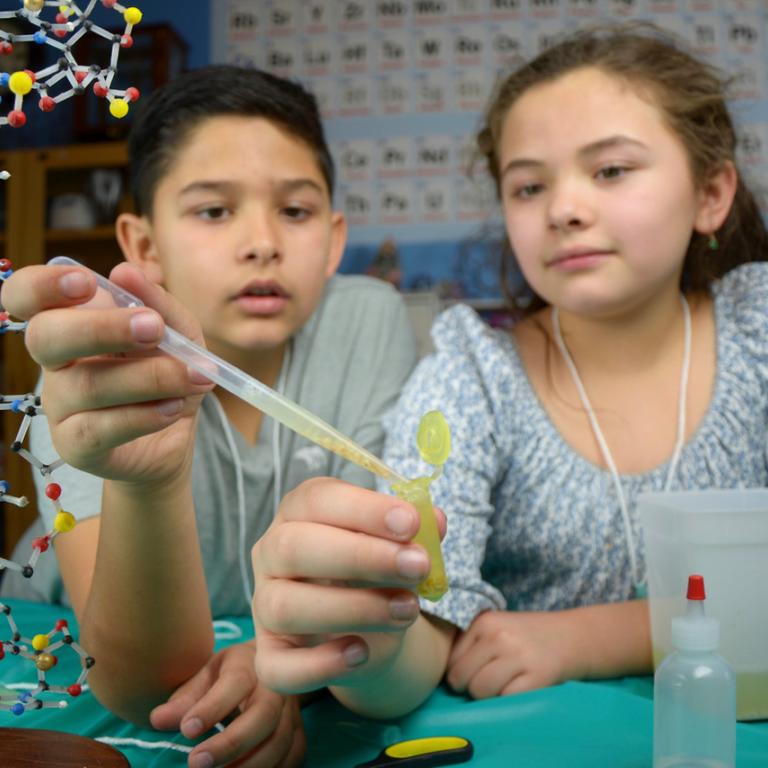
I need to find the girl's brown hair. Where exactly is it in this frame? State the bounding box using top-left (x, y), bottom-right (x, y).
top-left (477, 23), bottom-right (768, 313)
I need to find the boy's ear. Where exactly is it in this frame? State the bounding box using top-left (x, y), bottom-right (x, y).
top-left (325, 210), bottom-right (347, 278)
top-left (115, 212), bottom-right (165, 285)
top-left (693, 160), bottom-right (738, 235)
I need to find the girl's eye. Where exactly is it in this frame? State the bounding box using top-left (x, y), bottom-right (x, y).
top-left (512, 183), bottom-right (543, 200)
top-left (596, 165), bottom-right (628, 180)
top-left (197, 206), bottom-right (230, 221)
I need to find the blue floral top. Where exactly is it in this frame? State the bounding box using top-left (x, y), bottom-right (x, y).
top-left (382, 263), bottom-right (768, 630)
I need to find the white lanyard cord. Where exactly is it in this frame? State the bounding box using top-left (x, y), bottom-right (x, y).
top-left (551, 295), bottom-right (691, 593)
top-left (211, 393), bottom-right (251, 606)
top-left (210, 344), bottom-right (292, 607)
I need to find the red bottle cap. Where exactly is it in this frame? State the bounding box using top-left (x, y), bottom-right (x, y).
top-left (687, 574), bottom-right (706, 600)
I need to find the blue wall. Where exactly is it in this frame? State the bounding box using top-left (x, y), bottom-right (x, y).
top-left (123, 0), bottom-right (210, 70)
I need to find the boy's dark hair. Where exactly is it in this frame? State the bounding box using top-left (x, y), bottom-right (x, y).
top-left (128, 65), bottom-right (335, 216)
top-left (476, 23), bottom-right (768, 313)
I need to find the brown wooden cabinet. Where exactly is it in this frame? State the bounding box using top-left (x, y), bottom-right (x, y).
top-left (1, 141), bottom-right (128, 558)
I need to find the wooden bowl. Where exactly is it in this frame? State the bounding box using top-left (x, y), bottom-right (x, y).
top-left (0, 727), bottom-right (130, 767)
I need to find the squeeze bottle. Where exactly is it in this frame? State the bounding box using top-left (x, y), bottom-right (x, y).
top-left (653, 574), bottom-right (736, 768)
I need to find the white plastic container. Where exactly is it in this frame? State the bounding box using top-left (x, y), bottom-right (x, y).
top-left (638, 489), bottom-right (768, 721)
top-left (653, 574), bottom-right (736, 768)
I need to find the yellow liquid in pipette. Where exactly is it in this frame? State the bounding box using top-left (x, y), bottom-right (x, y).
top-left (313, 434), bottom-right (392, 479)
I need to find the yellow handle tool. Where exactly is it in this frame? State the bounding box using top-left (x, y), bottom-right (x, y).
top-left (355, 736), bottom-right (473, 767)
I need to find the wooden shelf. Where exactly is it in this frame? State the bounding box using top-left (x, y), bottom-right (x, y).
top-left (1, 141), bottom-right (128, 559)
top-left (35, 143), bottom-right (128, 169)
top-left (46, 226), bottom-right (116, 242)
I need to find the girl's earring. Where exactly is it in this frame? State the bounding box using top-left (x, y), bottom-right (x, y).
top-left (707, 233), bottom-right (719, 251)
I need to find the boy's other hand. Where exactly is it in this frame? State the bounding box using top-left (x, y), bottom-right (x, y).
top-left (251, 477), bottom-right (446, 694)
top-left (150, 640), bottom-right (305, 768)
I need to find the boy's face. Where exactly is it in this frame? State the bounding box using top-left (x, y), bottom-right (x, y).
top-left (135, 115), bottom-right (345, 368)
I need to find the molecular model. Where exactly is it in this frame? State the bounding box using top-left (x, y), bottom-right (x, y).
top-left (0, 0), bottom-right (145, 709)
top-left (0, 603), bottom-right (94, 714)
top-left (0, 0), bottom-right (143, 128)
top-left (0, 260), bottom-right (90, 714)
top-left (0, 0), bottom-right (143, 715)
top-left (0, 379), bottom-right (74, 582)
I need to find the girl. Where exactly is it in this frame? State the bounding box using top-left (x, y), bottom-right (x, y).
top-left (249, 23), bottom-right (768, 718)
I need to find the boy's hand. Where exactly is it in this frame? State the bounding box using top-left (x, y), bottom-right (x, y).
top-left (446, 610), bottom-right (581, 698)
top-left (150, 640), bottom-right (305, 768)
top-left (1, 263), bottom-right (214, 488)
top-left (251, 477), bottom-right (446, 694)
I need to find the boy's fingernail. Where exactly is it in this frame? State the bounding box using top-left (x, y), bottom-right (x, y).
top-left (156, 398), bottom-right (183, 417)
top-left (389, 595), bottom-right (419, 621)
top-left (129, 311), bottom-right (161, 343)
top-left (181, 716), bottom-right (204, 739)
top-left (385, 506), bottom-right (414, 537)
top-left (59, 271), bottom-right (91, 298)
top-left (187, 366), bottom-right (213, 386)
top-left (343, 641), bottom-right (368, 668)
top-left (188, 751), bottom-right (213, 768)
top-left (395, 547), bottom-right (428, 580)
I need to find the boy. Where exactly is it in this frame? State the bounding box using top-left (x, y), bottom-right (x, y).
top-left (1, 65), bottom-right (417, 768)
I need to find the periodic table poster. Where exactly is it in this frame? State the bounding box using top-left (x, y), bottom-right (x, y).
top-left (212, 0), bottom-right (768, 251)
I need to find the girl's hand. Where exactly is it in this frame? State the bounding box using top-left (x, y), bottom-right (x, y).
top-left (1, 263), bottom-right (214, 488)
top-left (251, 477), bottom-right (446, 695)
top-left (446, 610), bottom-right (582, 698)
top-left (150, 640), bottom-right (305, 768)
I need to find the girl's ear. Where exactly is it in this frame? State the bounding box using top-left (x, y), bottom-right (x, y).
top-left (115, 212), bottom-right (165, 285)
top-left (693, 160), bottom-right (738, 235)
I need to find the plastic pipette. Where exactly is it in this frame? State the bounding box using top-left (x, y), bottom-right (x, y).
top-left (48, 256), bottom-right (447, 600)
top-left (49, 256), bottom-right (405, 483)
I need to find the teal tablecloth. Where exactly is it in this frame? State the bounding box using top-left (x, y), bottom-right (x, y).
top-left (1, 598), bottom-right (766, 767)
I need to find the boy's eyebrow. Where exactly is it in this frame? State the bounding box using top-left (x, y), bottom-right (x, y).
top-left (500, 135), bottom-right (649, 178)
top-left (178, 178), bottom-right (326, 197)
top-left (275, 178), bottom-right (326, 195)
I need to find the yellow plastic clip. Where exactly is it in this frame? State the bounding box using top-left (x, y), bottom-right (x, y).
top-left (355, 736), bottom-right (473, 768)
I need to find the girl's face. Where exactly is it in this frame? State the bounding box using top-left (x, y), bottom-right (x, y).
top-left (497, 67), bottom-right (712, 318)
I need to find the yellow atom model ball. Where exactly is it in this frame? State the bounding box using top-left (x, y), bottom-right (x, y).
top-left (32, 634), bottom-right (50, 651)
top-left (8, 71), bottom-right (33, 97)
top-left (109, 98), bottom-right (129, 119)
top-left (53, 510), bottom-right (76, 533)
top-left (124, 7), bottom-right (142, 25)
